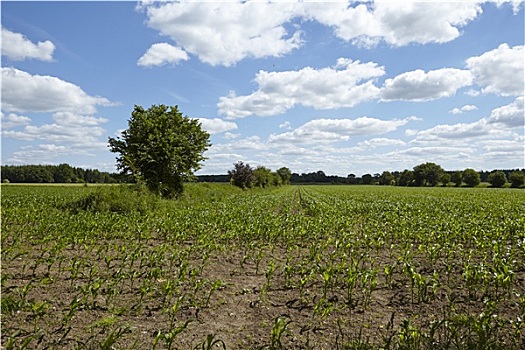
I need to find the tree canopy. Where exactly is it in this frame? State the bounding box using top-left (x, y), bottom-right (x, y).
top-left (413, 162), bottom-right (444, 186)
top-left (108, 104), bottom-right (210, 198)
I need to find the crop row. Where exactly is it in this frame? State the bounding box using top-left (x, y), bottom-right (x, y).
top-left (1, 184), bottom-right (524, 349)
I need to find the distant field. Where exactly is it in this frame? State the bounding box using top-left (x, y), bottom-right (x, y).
top-left (2, 184), bottom-right (524, 349)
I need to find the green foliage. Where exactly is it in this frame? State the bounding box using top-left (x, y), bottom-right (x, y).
top-left (487, 171), bottom-right (507, 188)
top-left (2, 184), bottom-right (524, 349)
top-left (413, 162), bottom-right (444, 186)
top-left (108, 104), bottom-right (210, 198)
top-left (509, 171), bottom-right (525, 188)
top-left (254, 166), bottom-right (273, 188)
top-left (462, 168), bottom-right (481, 187)
top-left (440, 173), bottom-right (451, 186)
top-left (378, 171), bottom-right (395, 185)
top-left (276, 167), bottom-right (292, 185)
top-left (228, 161), bottom-right (255, 189)
top-left (398, 170), bottom-right (414, 186)
top-left (65, 185), bottom-right (160, 214)
top-left (451, 171), bottom-right (463, 187)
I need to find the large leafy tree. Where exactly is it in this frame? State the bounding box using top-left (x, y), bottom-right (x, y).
top-left (253, 166), bottom-right (273, 188)
top-left (378, 171), bottom-right (395, 185)
top-left (108, 104), bottom-right (210, 198)
top-left (413, 162), bottom-right (444, 186)
top-left (487, 170), bottom-right (507, 188)
top-left (276, 167), bottom-right (292, 185)
top-left (462, 168), bottom-right (481, 187)
top-left (509, 171), bottom-right (525, 188)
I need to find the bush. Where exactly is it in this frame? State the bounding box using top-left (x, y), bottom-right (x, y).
top-left (66, 185), bottom-right (159, 214)
top-left (487, 171), bottom-right (507, 188)
top-left (509, 171), bottom-right (525, 188)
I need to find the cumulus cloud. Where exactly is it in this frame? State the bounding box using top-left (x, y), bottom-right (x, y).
top-left (411, 98), bottom-right (523, 145)
top-left (380, 68), bottom-right (474, 102)
top-left (1, 112), bottom-right (32, 129)
top-left (1, 110), bottom-right (109, 154)
top-left (139, 1), bottom-right (495, 65)
top-left (306, 2), bottom-right (483, 48)
top-left (218, 58), bottom-right (385, 119)
top-left (268, 116), bottom-right (418, 144)
top-left (197, 118), bottom-right (238, 134)
top-left (357, 138), bottom-right (406, 148)
top-left (142, 1), bottom-right (304, 66)
top-left (466, 44), bottom-right (524, 96)
top-left (7, 143), bottom-right (104, 164)
top-left (137, 43), bottom-right (189, 67)
top-left (1, 68), bottom-right (112, 114)
top-left (449, 104), bottom-right (479, 114)
top-left (487, 96), bottom-right (524, 128)
top-left (1, 27), bottom-right (55, 61)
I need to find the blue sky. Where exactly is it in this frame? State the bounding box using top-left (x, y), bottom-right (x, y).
top-left (1, 1), bottom-right (523, 176)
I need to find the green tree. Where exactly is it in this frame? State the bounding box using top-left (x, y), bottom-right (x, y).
top-left (440, 173), bottom-right (451, 187)
top-left (54, 163), bottom-right (76, 183)
top-left (509, 171), bottom-right (525, 188)
top-left (451, 171), bottom-right (462, 187)
top-left (228, 161), bottom-right (255, 189)
top-left (271, 172), bottom-right (283, 187)
top-left (413, 162), bottom-right (444, 186)
top-left (462, 168), bottom-right (481, 187)
top-left (378, 171), bottom-right (395, 185)
top-left (398, 169), bottom-right (414, 186)
top-left (487, 171), bottom-right (507, 188)
top-left (362, 174), bottom-right (373, 185)
top-left (276, 167), bottom-right (292, 185)
top-left (253, 166), bottom-right (273, 188)
top-left (108, 104), bottom-right (210, 198)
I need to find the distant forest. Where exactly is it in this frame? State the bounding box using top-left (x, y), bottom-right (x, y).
top-left (198, 169), bottom-right (525, 185)
top-left (1, 164), bottom-right (524, 186)
top-left (0, 164), bottom-right (120, 184)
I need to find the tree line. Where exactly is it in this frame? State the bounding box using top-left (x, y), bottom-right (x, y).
top-left (200, 161), bottom-right (525, 189)
top-left (1, 164), bottom-right (120, 184)
top-left (4, 105), bottom-right (522, 196)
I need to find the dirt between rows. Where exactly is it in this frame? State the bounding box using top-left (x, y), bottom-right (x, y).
top-left (3, 241), bottom-right (524, 349)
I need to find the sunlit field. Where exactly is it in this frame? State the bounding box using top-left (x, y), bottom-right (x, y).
top-left (2, 184), bottom-right (524, 349)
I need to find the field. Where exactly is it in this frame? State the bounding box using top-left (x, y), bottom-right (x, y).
top-left (1, 184), bottom-right (524, 349)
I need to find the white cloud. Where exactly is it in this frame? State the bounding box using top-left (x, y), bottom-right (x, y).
top-left (466, 43), bottom-right (524, 96)
top-left (223, 132), bottom-right (240, 140)
top-left (137, 43), bottom-right (189, 67)
top-left (412, 120), bottom-right (496, 143)
top-left (380, 68), bottom-right (474, 101)
top-left (1, 27), bottom-right (55, 61)
top-left (279, 121), bottom-right (292, 130)
top-left (1, 111), bottom-right (108, 147)
top-left (487, 96), bottom-right (524, 127)
top-left (306, 2), bottom-right (483, 48)
top-left (7, 143), bottom-right (103, 164)
top-left (52, 112), bottom-right (109, 126)
top-left (356, 138), bottom-right (406, 148)
top-left (2, 124), bottom-right (107, 145)
top-left (411, 98), bottom-right (523, 145)
top-left (139, 1), bottom-right (491, 66)
top-left (1, 112), bottom-right (32, 129)
top-left (449, 104), bottom-right (479, 114)
top-left (464, 89), bottom-right (481, 97)
top-left (268, 116), bottom-right (418, 144)
top-left (197, 118), bottom-right (237, 134)
top-left (218, 59), bottom-right (385, 119)
top-left (142, 1), bottom-right (304, 66)
top-left (1, 68), bottom-right (112, 114)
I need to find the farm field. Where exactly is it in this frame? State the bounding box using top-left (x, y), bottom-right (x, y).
top-left (1, 184), bottom-right (524, 349)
